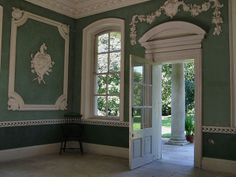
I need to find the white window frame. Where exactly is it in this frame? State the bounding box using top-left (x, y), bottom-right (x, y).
top-left (81, 18), bottom-right (125, 122)
top-left (230, 0), bottom-right (236, 127)
top-left (93, 31), bottom-right (122, 119)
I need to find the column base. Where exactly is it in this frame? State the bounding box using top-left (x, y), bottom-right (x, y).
top-left (166, 138), bottom-right (189, 146)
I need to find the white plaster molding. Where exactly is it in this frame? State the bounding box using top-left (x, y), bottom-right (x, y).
top-left (0, 119), bottom-right (129, 128)
top-left (130, 0), bottom-right (223, 45)
top-left (0, 143), bottom-right (61, 163)
top-left (202, 157), bottom-right (236, 175)
top-left (229, 0), bottom-right (236, 128)
top-left (8, 8), bottom-right (69, 111)
top-left (0, 6), bottom-right (3, 71)
top-left (31, 43), bottom-right (55, 84)
top-left (202, 126), bottom-right (236, 134)
top-left (139, 21), bottom-right (206, 54)
top-left (81, 18), bottom-right (125, 122)
top-left (139, 21), bottom-right (205, 168)
top-left (25, 0), bottom-right (150, 19)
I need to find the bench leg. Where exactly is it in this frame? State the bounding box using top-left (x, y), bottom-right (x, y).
top-left (59, 141), bottom-right (64, 154)
top-left (79, 141), bottom-right (83, 155)
top-left (63, 140), bottom-right (67, 152)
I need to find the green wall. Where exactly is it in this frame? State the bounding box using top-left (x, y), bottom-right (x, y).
top-left (0, 0), bottom-right (76, 149)
top-left (16, 19), bottom-right (64, 104)
top-left (0, 0), bottom-right (235, 162)
top-left (83, 125), bottom-right (128, 148)
top-left (74, 0), bottom-right (235, 160)
top-left (0, 125), bottom-right (62, 150)
top-left (203, 133), bottom-right (236, 161)
top-left (75, 0), bottom-right (230, 125)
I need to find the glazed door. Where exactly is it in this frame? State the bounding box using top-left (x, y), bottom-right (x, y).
top-left (129, 55), bottom-right (160, 169)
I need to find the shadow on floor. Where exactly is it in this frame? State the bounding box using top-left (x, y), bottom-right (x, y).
top-left (162, 138), bottom-right (194, 166)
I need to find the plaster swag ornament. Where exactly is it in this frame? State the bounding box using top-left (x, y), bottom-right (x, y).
top-left (31, 43), bottom-right (55, 84)
top-left (130, 0), bottom-right (223, 45)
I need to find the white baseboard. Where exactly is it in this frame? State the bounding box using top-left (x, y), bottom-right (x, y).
top-left (83, 143), bottom-right (129, 159)
top-left (0, 143), bottom-right (61, 162)
top-left (0, 143), bottom-right (128, 162)
top-left (202, 157), bottom-right (236, 175)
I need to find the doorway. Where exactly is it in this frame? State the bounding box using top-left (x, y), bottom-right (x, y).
top-left (161, 61), bottom-right (195, 166)
top-left (129, 21), bottom-right (205, 169)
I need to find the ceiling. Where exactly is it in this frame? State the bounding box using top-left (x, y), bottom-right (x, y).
top-left (25, 0), bottom-right (150, 19)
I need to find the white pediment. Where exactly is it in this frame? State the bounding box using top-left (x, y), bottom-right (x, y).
top-left (139, 21), bottom-right (206, 53)
top-left (25, 0), bottom-right (150, 19)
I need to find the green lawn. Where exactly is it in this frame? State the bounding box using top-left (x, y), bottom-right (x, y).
top-left (162, 115), bottom-right (171, 138)
top-left (132, 114), bottom-right (194, 139)
top-left (162, 114), bottom-right (194, 138)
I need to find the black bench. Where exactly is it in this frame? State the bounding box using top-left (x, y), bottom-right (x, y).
top-left (59, 114), bottom-right (83, 154)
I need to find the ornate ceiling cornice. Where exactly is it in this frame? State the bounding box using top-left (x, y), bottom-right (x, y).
top-left (25, 0), bottom-right (150, 19)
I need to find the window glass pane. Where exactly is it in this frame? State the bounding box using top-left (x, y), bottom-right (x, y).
top-left (97, 54), bottom-right (108, 73)
top-left (132, 108), bottom-right (142, 131)
top-left (144, 85), bottom-right (152, 106)
top-left (97, 33), bottom-right (109, 53)
top-left (110, 52), bottom-right (121, 72)
top-left (133, 84), bottom-right (143, 106)
top-left (110, 32), bottom-right (121, 51)
top-left (107, 96), bottom-right (120, 116)
top-left (143, 108), bottom-right (152, 128)
top-left (95, 96), bottom-right (107, 116)
top-left (108, 73), bottom-right (120, 94)
top-left (95, 75), bottom-right (107, 94)
top-left (133, 66), bottom-right (143, 83)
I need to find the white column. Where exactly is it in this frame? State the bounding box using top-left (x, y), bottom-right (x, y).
top-left (168, 63), bottom-right (188, 145)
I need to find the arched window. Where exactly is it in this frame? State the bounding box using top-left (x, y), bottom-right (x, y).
top-left (94, 31), bottom-right (121, 117)
top-left (81, 18), bottom-right (124, 121)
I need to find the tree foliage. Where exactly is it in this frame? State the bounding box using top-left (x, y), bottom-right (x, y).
top-left (161, 62), bottom-right (195, 115)
top-left (96, 32), bottom-right (121, 117)
top-left (162, 64), bottom-right (172, 115)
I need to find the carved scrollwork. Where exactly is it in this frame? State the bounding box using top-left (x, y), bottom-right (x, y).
top-left (12, 8), bottom-right (24, 21)
top-left (61, 24), bottom-right (69, 35)
top-left (130, 0), bottom-right (224, 45)
top-left (8, 97), bottom-right (20, 111)
top-left (55, 95), bottom-right (67, 110)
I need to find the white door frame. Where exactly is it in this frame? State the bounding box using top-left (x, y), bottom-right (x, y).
top-left (139, 21), bottom-right (205, 168)
top-left (151, 49), bottom-right (202, 168)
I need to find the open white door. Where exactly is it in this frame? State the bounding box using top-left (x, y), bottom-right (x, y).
top-left (129, 55), bottom-right (162, 169)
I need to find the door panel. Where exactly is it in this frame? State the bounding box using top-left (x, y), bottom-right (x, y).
top-left (129, 55), bottom-right (157, 169)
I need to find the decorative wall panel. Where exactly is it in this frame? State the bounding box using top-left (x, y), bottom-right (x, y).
top-left (8, 8), bottom-right (69, 111)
